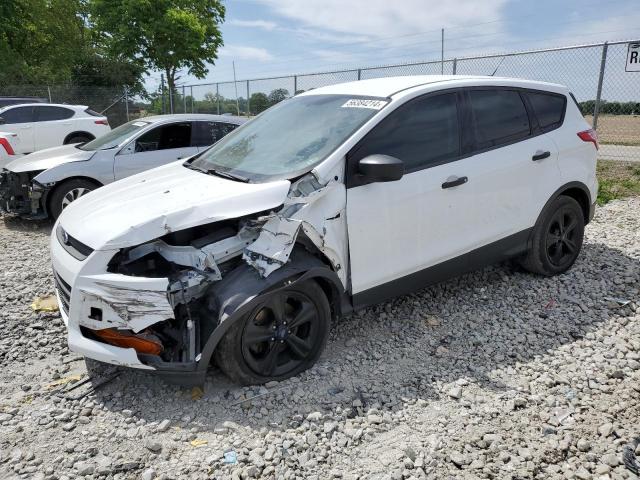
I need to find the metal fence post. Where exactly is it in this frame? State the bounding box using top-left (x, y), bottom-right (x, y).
top-left (169, 85), bottom-right (174, 114)
top-left (190, 86), bottom-right (194, 113)
top-left (246, 80), bottom-right (250, 118)
top-left (357, 69), bottom-right (362, 80)
top-left (182, 86), bottom-right (186, 113)
top-left (216, 83), bottom-right (220, 114)
top-left (452, 58), bottom-right (457, 75)
top-left (294, 75), bottom-right (297, 94)
top-left (593, 41), bottom-right (609, 131)
top-left (124, 86), bottom-right (129, 121)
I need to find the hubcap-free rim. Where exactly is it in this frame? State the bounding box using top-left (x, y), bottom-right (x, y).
top-left (61, 187), bottom-right (91, 210)
top-left (545, 207), bottom-right (580, 267)
top-left (241, 291), bottom-right (320, 378)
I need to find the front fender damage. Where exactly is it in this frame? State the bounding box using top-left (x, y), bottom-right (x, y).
top-left (95, 173), bottom-right (348, 379)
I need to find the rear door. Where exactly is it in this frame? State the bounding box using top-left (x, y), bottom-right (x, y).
top-left (461, 88), bottom-right (561, 246)
top-left (192, 121), bottom-right (239, 151)
top-left (0, 106), bottom-right (35, 153)
top-left (113, 122), bottom-right (196, 180)
top-left (33, 105), bottom-right (75, 150)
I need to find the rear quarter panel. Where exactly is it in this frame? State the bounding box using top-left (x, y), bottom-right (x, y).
top-left (548, 98), bottom-right (598, 203)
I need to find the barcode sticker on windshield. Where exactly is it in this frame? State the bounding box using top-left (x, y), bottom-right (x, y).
top-left (132, 121), bottom-right (147, 126)
top-left (341, 99), bottom-right (387, 110)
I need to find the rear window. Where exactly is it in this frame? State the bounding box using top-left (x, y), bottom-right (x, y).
top-left (527, 92), bottom-right (566, 131)
top-left (34, 106), bottom-right (74, 121)
top-left (468, 90), bottom-right (531, 149)
top-left (192, 121), bottom-right (239, 147)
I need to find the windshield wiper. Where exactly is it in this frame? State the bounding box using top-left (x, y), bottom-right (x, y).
top-left (208, 169), bottom-right (250, 183)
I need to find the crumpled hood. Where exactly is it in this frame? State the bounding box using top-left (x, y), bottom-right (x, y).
top-left (6, 144), bottom-right (94, 173)
top-left (58, 161), bottom-right (291, 250)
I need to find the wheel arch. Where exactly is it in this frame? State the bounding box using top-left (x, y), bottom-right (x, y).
top-left (196, 248), bottom-right (346, 374)
top-left (63, 131), bottom-right (95, 144)
top-left (541, 181), bottom-right (592, 226)
top-left (44, 176), bottom-right (103, 216)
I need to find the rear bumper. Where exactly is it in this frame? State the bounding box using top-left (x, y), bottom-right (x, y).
top-left (588, 200), bottom-right (596, 223)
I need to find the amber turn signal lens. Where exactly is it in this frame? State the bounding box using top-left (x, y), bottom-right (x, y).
top-left (93, 328), bottom-right (163, 355)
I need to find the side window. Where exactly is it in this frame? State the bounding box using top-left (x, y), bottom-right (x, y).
top-left (135, 123), bottom-right (192, 152)
top-left (216, 122), bottom-right (238, 139)
top-left (192, 122), bottom-right (239, 147)
top-left (527, 92), bottom-right (566, 132)
top-left (1, 106), bottom-right (34, 124)
top-left (34, 106), bottom-right (74, 122)
top-left (351, 93), bottom-right (460, 172)
top-left (468, 90), bottom-right (530, 149)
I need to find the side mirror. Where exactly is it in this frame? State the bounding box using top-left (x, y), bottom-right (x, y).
top-left (357, 154), bottom-right (404, 183)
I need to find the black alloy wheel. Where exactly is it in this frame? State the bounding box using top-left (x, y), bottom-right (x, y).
top-left (215, 280), bottom-right (330, 385)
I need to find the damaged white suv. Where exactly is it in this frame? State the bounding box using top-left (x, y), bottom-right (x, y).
top-left (51, 76), bottom-right (598, 385)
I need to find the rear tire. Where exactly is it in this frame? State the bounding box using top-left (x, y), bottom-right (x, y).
top-left (49, 179), bottom-right (98, 220)
top-left (520, 195), bottom-right (584, 276)
top-left (215, 280), bottom-right (331, 385)
top-left (64, 134), bottom-right (92, 145)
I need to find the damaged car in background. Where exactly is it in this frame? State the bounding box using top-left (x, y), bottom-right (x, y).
top-left (0, 114), bottom-right (245, 220)
top-left (51, 75), bottom-right (598, 385)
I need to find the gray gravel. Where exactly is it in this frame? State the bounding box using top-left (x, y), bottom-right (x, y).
top-left (1, 198), bottom-right (640, 480)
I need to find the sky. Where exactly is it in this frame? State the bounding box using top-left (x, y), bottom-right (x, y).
top-left (150, 0), bottom-right (640, 102)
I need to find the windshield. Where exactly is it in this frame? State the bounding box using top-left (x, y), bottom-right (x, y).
top-left (79, 120), bottom-right (150, 151)
top-left (189, 94), bottom-right (388, 181)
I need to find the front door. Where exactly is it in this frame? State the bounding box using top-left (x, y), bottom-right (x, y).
top-left (114, 122), bottom-right (197, 180)
top-left (346, 91), bottom-right (481, 302)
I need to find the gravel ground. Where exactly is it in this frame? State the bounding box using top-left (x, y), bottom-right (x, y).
top-left (1, 198), bottom-right (639, 480)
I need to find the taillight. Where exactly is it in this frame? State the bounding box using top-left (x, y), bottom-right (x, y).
top-left (95, 119), bottom-right (109, 126)
top-left (0, 138), bottom-right (15, 155)
top-left (577, 129), bottom-right (599, 150)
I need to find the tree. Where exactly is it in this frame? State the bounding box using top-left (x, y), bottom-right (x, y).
top-left (250, 92), bottom-right (269, 114)
top-left (91, 0), bottom-right (225, 93)
top-left (268, 88), bottom-right (290, 106)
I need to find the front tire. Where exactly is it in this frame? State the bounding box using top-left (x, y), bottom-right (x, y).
top-left (520, 195), bottom-right (585, 276)
top-left (215, 280), bottom-right (331, 385)
top-left (49, 179), bottom-right (98, 220)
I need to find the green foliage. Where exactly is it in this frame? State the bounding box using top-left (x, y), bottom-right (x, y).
top-left (91, 0), bottom-right (225, 91)
top-left (596, 160), bottom-right (640, 205)
top-left (250, 93), bottom-right (269, 114)
top-left (579, 100), bottom-right (640, 116)
top-left (268, 88), bottom-right (290, 106)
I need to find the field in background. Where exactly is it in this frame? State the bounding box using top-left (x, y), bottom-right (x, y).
top-left (596, 159), bottom-right (640, 205)
top-left (586, 115), bottom-right (640, 146)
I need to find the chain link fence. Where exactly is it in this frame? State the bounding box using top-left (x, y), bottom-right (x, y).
top-left (2, 40), bottom-right (637, 161)
top-left (183, 39), bottom-right (639, 162)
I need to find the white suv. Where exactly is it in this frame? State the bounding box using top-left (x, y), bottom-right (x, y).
top-left (50, 75), bottom-right (598, 386)
top-left (0, 103), bottom-right (110, 154)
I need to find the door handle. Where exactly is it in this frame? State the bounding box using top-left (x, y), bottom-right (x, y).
top-left (532, 150), bottom-right (551, 161)
top-left (441, 176), bottom-right (468, 189)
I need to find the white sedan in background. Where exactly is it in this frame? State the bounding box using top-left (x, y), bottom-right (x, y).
top-left (0, 103), bottom-right (110, 154)
top-left (0, 114), bottom-right (246, 219)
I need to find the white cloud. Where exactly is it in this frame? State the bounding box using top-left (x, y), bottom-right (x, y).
top-left (228, 19), bottom-right (279, 31)
top-left (254, 0), bottom-right (508, 38)
top-left (219, 45), bottom-right (274, 62)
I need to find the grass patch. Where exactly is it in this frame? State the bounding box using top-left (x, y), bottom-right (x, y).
top-left (596, 160), bottom-right (640, 205)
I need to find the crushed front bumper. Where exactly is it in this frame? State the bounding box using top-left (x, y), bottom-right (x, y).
top-left (51, 233), bottom-right (206, 383)
top-left (0, 169), bottom-right (47, 218)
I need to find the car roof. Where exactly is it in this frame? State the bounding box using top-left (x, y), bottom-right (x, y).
top-left (140, 114), bottom-right (247, 125)
top-left (0, 103), bottom-right (88, 110)
top-left (298, 75), bottom-right (567, 98)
